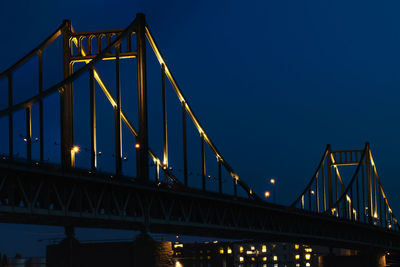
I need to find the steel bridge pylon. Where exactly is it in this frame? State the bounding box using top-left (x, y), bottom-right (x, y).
top-left (292, 142), bottom-right (399, 231)
top-left (60, 15), bottom-right (150, 180)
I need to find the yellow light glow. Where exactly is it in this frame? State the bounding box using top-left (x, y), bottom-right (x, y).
top-left (174, 243), bottom-right (183, 248)
top-left (389, 224), bottom-right (392, 229)
top-left (295, 254), bottom-right (300, 260)
top-left (370, 154), bottom-right (375, 167)
top-left (306, 263), bottom-right (311, 267)
top-left (219, 249), bottom-right (224, 254)
top-left (213, 240), bottom-right (218, 243)
top-left (227, 248), bottom-right (232, 254)
top-left (262, 257), bottom-right (267, 262)
top-left (295, 244), bottom-right (299, 250)
top-left (72, 146), bottom-right (80, 153)
top-left (175, 261), bottom-right (183, 267)
top-left (273, 255), bottom-right (278, 261)
top-left (265, 191), bottom-right (271, 198)
top-left (251, 257), bottom-right (255, 262)
top-left (310, 190), bottom-right (315, 195)
top-left (250, 246), bottom-right (255, 250)
top-left (135, 143), bottom-right (140, 149)
top-left (270, 178), bottom-right (275, 184)
top-left (305, 254), bottom-right (311, 260)
top-left (239, 246), bottom-right (244, 253)
top-left (239, 256), bottom-right (244, 262)
top-left (305, 248), bottom-right (312, 252)
top-left (246, 251), bottom-right (253, 255)
top-left (262, 245), bottom-right (267, 252)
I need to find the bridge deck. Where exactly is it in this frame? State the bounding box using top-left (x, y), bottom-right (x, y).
top-left (0, 161), bottom-right (399, 251)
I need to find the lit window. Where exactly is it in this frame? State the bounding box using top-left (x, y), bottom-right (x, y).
top-left (173, 243), bottom-right (183, 248)
top-left (305, 248), bottom-right (312, 252)
top-left (219, 249), bottom-right (224, 254)
top-left (246, 250), bottom-right (254, 255)
top-left (295, 244), bottom-right (299, 250)
top-left (295, 254), bottom-right (300, 260)
top-left (262, 245), bottom-right (267, 252)
top-left (306, 263), bottom-right (311, 267)
top-left (263, 264), bottom-right (267, 267)
top-left (296, 264), bottom-right (300, 267)
top-left (240, 246), bottom-right (244, 253)
top-left (262, 257), bottom-right (267, 262)
top-left (251, 246), bottom-right (255, 250)
top-left (227, 247), bottom-right (232, 254)
top-left (273, 255), bottom-right (278, 261)
top-left (207, 256), bottom-right (211, 260)
top-left (239, 256), bottom-right (244, 262)
top-left (274, 264), bottom-right (278, 267)
top-left (251, 257), bottom-right (255, 261)
top-left (175, 261), bottom-right (183, 267)
top-left (305, 254), bottom-right (311, 260)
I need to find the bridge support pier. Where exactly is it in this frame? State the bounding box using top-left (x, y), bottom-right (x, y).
top-left (46, 226), bottom-right (80, 267)
top-left (319, 250), bottom-right (386, 267)
top-left (133, 232), bottom-right (174, 267)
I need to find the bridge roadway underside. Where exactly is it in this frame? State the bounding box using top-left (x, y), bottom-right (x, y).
top-left (0, 161), bottom-right (399, 251)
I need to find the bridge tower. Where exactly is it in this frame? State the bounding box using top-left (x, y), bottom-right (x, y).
top-left (136, 13), bottom-right (149, 181)
top-left (58, 14), bottom-right (150, 179)
top-left (61, 20), bottom-right (74, 169)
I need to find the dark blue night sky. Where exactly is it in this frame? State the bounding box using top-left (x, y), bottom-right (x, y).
top-left (2, 0), bottom-right (400, 257)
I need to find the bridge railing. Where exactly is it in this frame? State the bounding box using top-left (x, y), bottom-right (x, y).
top-left (0, 14), bottom-right (260, 201)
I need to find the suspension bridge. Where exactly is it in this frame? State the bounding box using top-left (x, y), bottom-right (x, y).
top-left (0, 13), bottom-right (400, 253)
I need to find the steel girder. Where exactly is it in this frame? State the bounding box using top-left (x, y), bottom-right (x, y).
top-left (0, 162), bottom-right (400, 251)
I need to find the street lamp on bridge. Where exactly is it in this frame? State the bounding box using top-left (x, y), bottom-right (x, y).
top-left (270, 178), bottom-right (276, 203)
top-left (71, 146), bottom-right (80, 168)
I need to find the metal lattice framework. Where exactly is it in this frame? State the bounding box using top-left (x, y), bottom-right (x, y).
top-left (292, 143), bottom-right (399, 231)
top-left (1, 13), bottom-right (400, 250)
